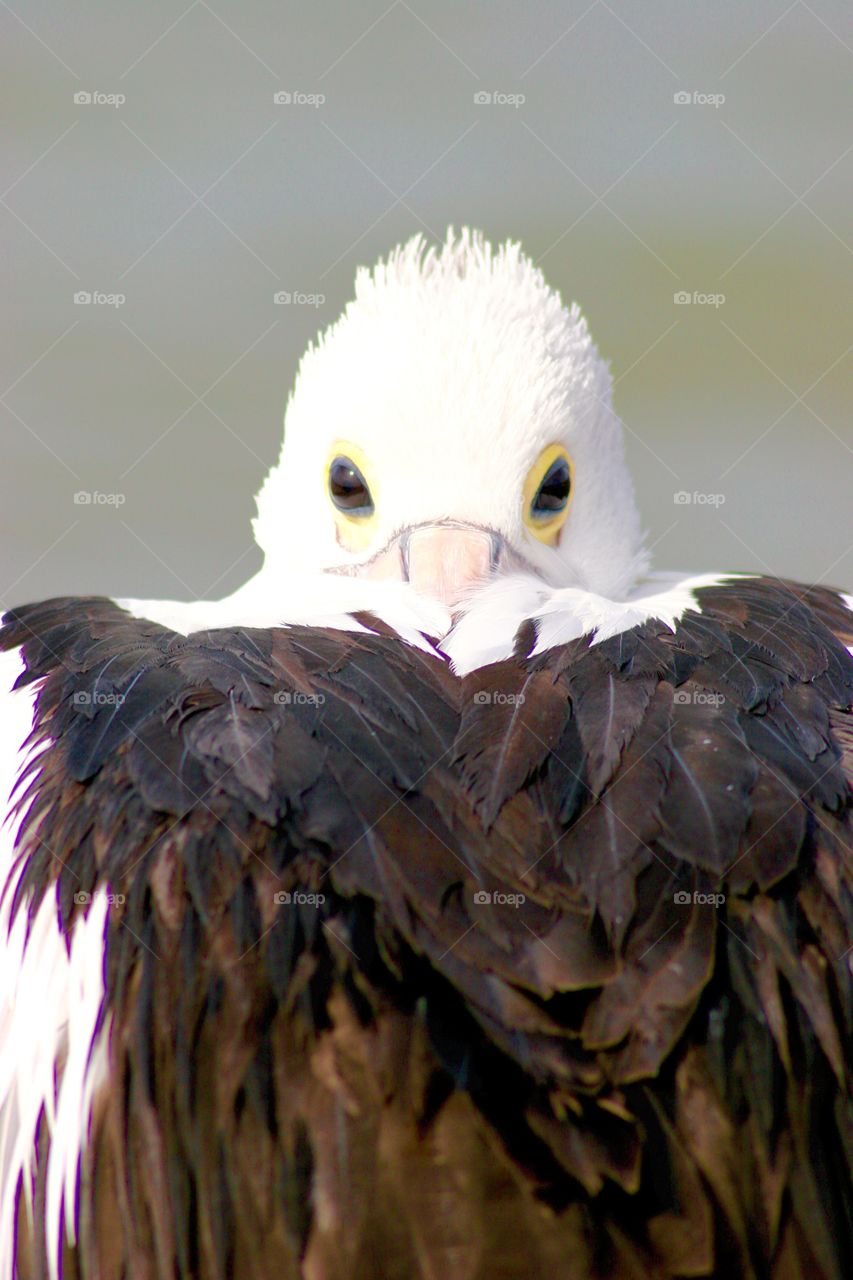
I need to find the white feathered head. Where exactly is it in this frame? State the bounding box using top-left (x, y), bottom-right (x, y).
top-left (254, 229), bottom-right (647, 605)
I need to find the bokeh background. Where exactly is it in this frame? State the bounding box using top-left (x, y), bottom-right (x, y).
top-left (2, 0), bottom-right (851, 609)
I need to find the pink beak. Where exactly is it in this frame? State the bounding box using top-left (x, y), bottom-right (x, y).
top-left (360, 523), bottom-right (505, 609)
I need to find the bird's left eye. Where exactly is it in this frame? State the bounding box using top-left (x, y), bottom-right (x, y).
top-left (531, 457), bottom-right (571, 518)
top-left (523, 444), bottom-right (574, 544)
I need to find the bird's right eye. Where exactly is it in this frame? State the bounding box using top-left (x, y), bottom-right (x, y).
top-left (328, 456), bottom-right (374, 515)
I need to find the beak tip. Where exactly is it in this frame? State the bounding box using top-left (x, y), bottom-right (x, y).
top-left (362, 523), bottom-right (504, 607)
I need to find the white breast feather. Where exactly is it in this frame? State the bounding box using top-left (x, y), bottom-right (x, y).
top-left (0, 648), bottom-right (110, 1280)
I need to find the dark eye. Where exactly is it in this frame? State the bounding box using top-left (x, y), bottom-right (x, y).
top-left (329, 456), bottom-right (373, 515)
top-left (530, 456), bottom-right (571, 519)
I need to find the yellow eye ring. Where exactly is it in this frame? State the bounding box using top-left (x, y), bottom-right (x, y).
top-left (325, 440), bottom-right (378, 552)
top-left (523, 444), bottom-right (574, 545)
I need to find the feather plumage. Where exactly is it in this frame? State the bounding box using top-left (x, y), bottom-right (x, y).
top-left (2, 575), bottom-right (852, 1280)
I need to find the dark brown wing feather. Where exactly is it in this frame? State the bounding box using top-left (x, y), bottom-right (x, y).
top-left (3, 575), bottom-right (853, 1280)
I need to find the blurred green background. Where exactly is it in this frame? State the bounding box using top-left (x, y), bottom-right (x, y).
top-left (2, 0), bottom-right (851, 607)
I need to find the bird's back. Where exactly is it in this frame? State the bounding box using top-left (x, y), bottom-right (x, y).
top-left (1, 581), bottom-right (853, 1280)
